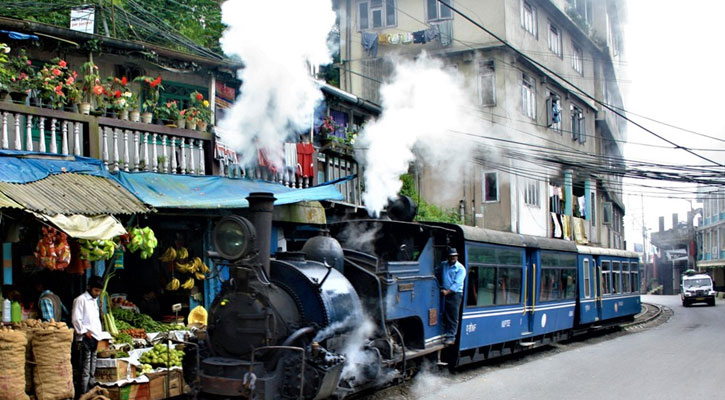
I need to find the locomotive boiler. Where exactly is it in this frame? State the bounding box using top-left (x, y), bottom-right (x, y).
top-left (200, 193), bottom-right (400, 399)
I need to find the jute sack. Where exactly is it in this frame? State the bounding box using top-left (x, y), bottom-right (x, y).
top-left (32, 327), bottom-right (75, 400)
top-left (0, 328), bottom-right (30, 400)
top-left (20, 327), bottom-right (37, 394)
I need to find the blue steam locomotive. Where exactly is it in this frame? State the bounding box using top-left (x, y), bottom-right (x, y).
top-left (199, 194), bottom-right (641, 399)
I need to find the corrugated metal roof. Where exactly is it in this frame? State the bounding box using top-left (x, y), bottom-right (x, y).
top-left (0, 173), bottom-right (151, 216)
top-left (0, 190), bottom-right (22, 209)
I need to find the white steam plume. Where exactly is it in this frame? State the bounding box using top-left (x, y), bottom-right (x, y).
top-left (358, 53), bottom-right (482, 216)
top-left (218, 0), bottom-right (336, 168)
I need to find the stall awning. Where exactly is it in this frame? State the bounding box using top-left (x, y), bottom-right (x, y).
top-left (33, 213), bottom-right (127, 240)
top-left (0, 151), bottom-right (152, 216)
top-left (117, 172), bottom-right (344, 209)
top-left (697, 260), bottom-right (725, 269)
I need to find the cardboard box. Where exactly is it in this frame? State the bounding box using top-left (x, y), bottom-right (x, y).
top-left (147, 369), bottom-right (184, 400)
top-left (105, 382), bottom-right (151, 400)
top-left (96, 359), bottom-right (136, 383)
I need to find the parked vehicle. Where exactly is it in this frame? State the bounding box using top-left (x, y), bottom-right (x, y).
top-left (681, 270), bottom-right (716, 306)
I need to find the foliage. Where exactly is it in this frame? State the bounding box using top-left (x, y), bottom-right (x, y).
top-left (154, 100), bottom-right (181, 121)
top-left (37, 58), bottom-right (80, 109)
top-left (134, 75), bottom-right (163, 113)
top-left (0, 43), bottom-right (10, 91)
top-left (4, 48), bottom-right (35, 93)
top-left (399, 173), bottom-right (462, 224)
top-left (183, 91), bottom-right (211, 123)
top-left (108, 76), bottom-right (138, 111)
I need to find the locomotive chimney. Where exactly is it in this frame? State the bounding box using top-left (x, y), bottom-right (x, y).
top-left (247, 192), bottom-right (276, 277)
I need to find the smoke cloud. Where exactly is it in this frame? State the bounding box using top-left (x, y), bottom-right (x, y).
top-left (217, 0), bottom-right (336, 168)
top-left (358, 53), bottom-right (483, 216)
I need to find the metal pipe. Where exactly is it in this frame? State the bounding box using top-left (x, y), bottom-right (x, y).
top-left (281, 326), bottom-right (315, 347)
top-left (246, 192), bottom-right (276, 277)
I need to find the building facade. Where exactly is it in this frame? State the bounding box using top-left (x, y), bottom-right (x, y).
top-left (696, 191), bottom-right (725, 290)
top-left (336, 0), bottom-right (627, 248)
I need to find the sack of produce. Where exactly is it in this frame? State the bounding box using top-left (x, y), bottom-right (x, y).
top-left (0, 327), bottom-right (30, 400)
top-left (32, 323), bottom-right (74, 400)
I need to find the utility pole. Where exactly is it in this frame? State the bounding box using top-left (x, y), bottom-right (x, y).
top-left (641, 193), bottom-right (647, 292)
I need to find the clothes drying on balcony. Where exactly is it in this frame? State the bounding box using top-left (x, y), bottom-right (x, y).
top-left (296, 143), bottom-right (314, 177)
top-left (116, 171), bottom-right (343, 209)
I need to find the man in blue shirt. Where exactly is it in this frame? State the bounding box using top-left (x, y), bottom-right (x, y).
top-left (441, 247), bottom-right (466, 345)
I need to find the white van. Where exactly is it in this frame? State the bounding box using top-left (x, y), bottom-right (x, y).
top-left (681, 272), bottom-right (716, 307)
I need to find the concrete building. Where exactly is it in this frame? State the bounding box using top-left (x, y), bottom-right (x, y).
top-left (651, 213), bottom-right (698, 295)
top-left (336, 0), bottom-right (627, 247)
top-left (696, 190), bottom-right (725, 290)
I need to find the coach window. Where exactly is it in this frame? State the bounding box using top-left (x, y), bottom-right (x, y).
top-left (630, 263), bottom-right (639, 292)
top-left (467, 247), bottom-right (523, 307)
top-left (583, 259), bottom-right (591, 298)
top-left (540, 252), bottom-right (577, 301)
top-left (612, 261), bottom-right (621, 294)
top-left (622, 262), bottom-right (631, 293)
top-left (601, 261), bottom-right (611, 294)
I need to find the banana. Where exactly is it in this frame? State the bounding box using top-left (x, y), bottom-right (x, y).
top-left (200, 262), bottom-right (210, 273)
top-left (166, 278), bottom-right (180, 291)
top-left (159, 247), bottom-right (177, 262)
top-left (182, 278), bottom-right (195, 290)
top-left (177, 247), bottom-right (189, 260)
top-left (194, 272), bottom-right (205, 281)
top-left (190, 257), bottom-right (202, 272)
top-left (176, 262), bottom-right (193, 273)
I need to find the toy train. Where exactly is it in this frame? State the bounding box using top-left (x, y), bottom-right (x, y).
top-left (197, 193), bottom-right (641, 399)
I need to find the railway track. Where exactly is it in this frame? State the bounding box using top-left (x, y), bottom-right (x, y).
top-left (622, 302), bottom-right (671, 331)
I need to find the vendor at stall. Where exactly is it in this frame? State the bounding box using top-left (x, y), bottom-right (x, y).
top-left (72, 275), bottom-right (104, 395)
top-left (35, 275), bottom-right (68, 322)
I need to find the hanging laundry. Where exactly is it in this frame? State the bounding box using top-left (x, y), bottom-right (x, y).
top-left (378, 33), bottom-right (390, 45)
top-left (361, 32), bottom-right (379, 57)
top-left (296, 143), bottom-right (315, 178)
top-left (438, 20), bottom-right (453, 46)
top-left (412, 30), bottom-right (426, 44)
top-left (424, 26), bottom-right (440, 43)
top-left (284, 143), bottom-right (298, 171)
top-left (388, 33), bottom-right (401, 44)
top-left (258, 147), bottom-right (282, 174)
top-left (401, 32), bottom-right (413, 44)
top-left (551, 212), bottom-right (563, 239)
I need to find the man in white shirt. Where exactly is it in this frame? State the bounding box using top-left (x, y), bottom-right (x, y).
top-left (71, 275), bottom-right (104, 395)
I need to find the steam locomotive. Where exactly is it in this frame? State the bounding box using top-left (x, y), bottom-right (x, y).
top-left (198, 193), bottom-right (641, 399)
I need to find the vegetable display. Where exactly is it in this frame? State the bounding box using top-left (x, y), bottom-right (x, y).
top-left (126, 227), bottom-right (158, 259)
top-left (139, 343), bottom-right (184, 368)
top-left (79, 239), bottom-right (116, 261)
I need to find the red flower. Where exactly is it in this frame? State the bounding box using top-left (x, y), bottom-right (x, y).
top-left (121, 76), bottom-right (127, 86)
top-left (66, 76), bottom-right (75, 85)
top-left (72, 71), bottom-right (78, 79)
top-left (195, 93), bottom-right (203, 101)
top-left (180, 110), bottom-right (186, 116)
top-left (52, 68), bottom-right (61, 77)
top-left (114, 90), bottom-right (121, 98)
top-left (54, 85), bottom-right (64, 96)
top-left (58, 60), bottom-right (67, 68)
top-left (26, 60), bottom-right (31, 65)
top-left (150, 76), bottom-right (162, 88)
top-left (93, 85), bottom-right (104, 95)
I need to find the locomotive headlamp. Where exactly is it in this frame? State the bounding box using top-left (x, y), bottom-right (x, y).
top-left (212, 215), bottom-right (257, 261)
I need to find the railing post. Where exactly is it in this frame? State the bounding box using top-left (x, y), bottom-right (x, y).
top-left (180, 138), bottom-right (187, 175)
top-left (171, 136), bottom-right (177, 174)
top-left (123, 130), bottom-right (130, 172)
top-left (1, 112), bottom-right (7, 149)
top-left (102, 127), bottom-right (109, 169)
top-left (73, 122), bottom-right (81, 156)
top-left (152, 133), bottom-right (158, 173)
top-left (112, 128), bottom-right (120, 172)
top-left (25, 115), bottom-right (32, 151)
top-left (61, 120), bottom-right (68, 155)
top-left (189, 139), bottom-right (196, 175)
top-left (143, 132), bottom-right (150, 171)
top-left (198, 140), bottom-right (205, 175)
top-left (13, 113), bottom-right (20, 150)
top-left (38, 117), bottom-right (46, 153)
top-left (133, 131), bottom-right (140, 172)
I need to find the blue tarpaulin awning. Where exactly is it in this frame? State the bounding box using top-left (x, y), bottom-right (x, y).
top-left (0, 150), bottom-right (112, 183)
top-left (117, 172), bottom-right (343, 209)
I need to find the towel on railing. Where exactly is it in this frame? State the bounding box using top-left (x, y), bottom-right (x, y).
top-left (284, 143), bottom-right (297, 171)
top-left (296, 143), bottom-right (314, 178)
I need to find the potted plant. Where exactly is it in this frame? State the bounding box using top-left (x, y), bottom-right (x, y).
top-left (79, 61), bottom-right (102, 114)
top-left (153, 100), bottom-right (180, 126)
top-left (134, 75), bottom-right (163, 123)
top-left (317, 115), bottom-right (339, 142)
top-left (189, 91), bottom-right (211, 131)
top-left (36, 58), bottom-right (78, 110)
top-left (0, 43), bottom-right (10, 101)
top-left (6, 48), bottom-right (34, 104)
top-left (183, 106), bottom-right (199, 130)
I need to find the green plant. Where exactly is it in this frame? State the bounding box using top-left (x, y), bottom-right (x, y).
top-left (37, 58), bottom-right (78, 109)
top-left (399, 173), bottom-right (462, 224)
top-left (154, 100), bottom-right (180, 121)
top-left (5, 48), bottom-right (34, 93)
top-left (107, 76), bottom-right (138, 111)
top-left (0, 43), bottom-right (10, 91)
top-left (134, 75), bottom-right (163, 113)
top-left (189, 91), bottom-right (211, 123)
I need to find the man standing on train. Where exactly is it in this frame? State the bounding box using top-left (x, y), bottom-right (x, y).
top-left (441, 247), bottom-right (466, 345)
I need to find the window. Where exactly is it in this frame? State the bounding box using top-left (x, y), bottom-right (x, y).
top-left (583, 259), bottom-right (591, 298)
top-left (630, 263), bottom-right (639, 292)
top-left (427, 0), bottom-right (452, 21)
top-left (567, 0), bottom-right (593, 26)
top-left (546, 92), bottom-right (561, 131)
top-left (612, 261), bottom-right (621, 294)
top-left (521, 1), bottom-right (537, 36)
top-left (358, 0), bottom-right (396, 30)
top-left (521, 73), bottom-right (536, 120)
top-left (540, 252), bottom-right (577, 301)
top-left (548, 23), bottom-right (562, 56)
top-left (483, 171), bottom-right (499, 202)
top-left (478, 61), bottom-right (495, 107)
top-left (466, 246), bottom-right (524, 307)
top-left (622, 262), bottom-right (630, 293)
top-left (601, 260), bottom-right (611, 294)
top-left (570, 104), bottom-right (584, 143)
top-left (572, 43), bottom-right (583, 75)
top-left (524, 178), bottom-right (539, 207)
top-left (603, 201), bottom-right (612, 225)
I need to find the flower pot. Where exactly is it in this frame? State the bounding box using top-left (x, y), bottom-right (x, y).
top-left (9, 92), bottom-right (28, 105)
top-left (187, 120), bottom-right (197, 131)
top-left (106, 110), bottom-right (117, 119)
top-left (175, 118), bottom-right (186, 129)
top-left (130, 110), bottom-right (140, 122)
top-left (119, 109), bottom-right (129, 120)
top-left (79, 102), bottom-right (91, 115)
top-left (197, 121), bottom-right (208, 132)
top-left (0, 91), bottom-right (9, 102)
top-left (141, 112), bottom-right (153, 124)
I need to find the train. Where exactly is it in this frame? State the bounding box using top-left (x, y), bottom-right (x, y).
top-left (196, 193), bottom-right (641, 399)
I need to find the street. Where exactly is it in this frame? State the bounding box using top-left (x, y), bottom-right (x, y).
top-left (368, 295), bottom-right (725, 400)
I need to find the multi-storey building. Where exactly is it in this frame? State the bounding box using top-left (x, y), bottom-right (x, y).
top-left (336, 0), bottom-right (627, 248)
top-left (696, 190), bottom-right (725, 290)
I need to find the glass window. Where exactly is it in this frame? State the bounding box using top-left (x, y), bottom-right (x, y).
top-left (358, 0), bottom-right (396, 30)
top-left (467, 265), bottom-right (522, 307)
top-left (427, 0), bottom-right (452, 21)
top-left (478, 61), bottom-right (495, 106)
top-left (524, 178), bottom-right (540, 207)
top-left (483, 171), bottom-right (499, 202)
top-left (521, 73), bottom-right (536, 119)
top-left (571, 104), bottom-right (584, 143)
top-left (612, 261), bottom-right (621, 294)
top-left (622, 262), bottom-right (630, 293)
top-left (630, 263), bottom-right (639, 292)
top-left (583, 258), bottom-right (591, 298)
top-left (548, 24), bottom-right (561, 56)
top-left (521, 1), bottom-right (537, 36)
top-left (572, 43), bottom-right (583, 75)
top-left (359, 2), bottom-right (369, 30)
top-left (601, 260), bottom-right (611, 294)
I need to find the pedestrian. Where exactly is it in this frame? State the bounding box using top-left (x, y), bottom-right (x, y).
top-left (35, 278), bottom-right (68, 322)
top-left (71, 275), bottom-right (104, 395)
top-left (440, 247), bottom-right (466, 345)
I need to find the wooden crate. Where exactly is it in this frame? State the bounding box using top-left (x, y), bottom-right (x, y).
top-left (96, 359), bottom-right (136, 383)
top-left (147, 369), bottom-right (183, 400)
top-left (104, 382), bottom-right (151, 400)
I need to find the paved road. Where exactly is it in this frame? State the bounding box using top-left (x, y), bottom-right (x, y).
top-left (372, 295), bottom-right (725, 400)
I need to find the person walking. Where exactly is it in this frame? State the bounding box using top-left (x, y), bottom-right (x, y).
top-left (71, 275), bottom-right (104, 395)
top-left (440, 247), bottom-right (466, 345)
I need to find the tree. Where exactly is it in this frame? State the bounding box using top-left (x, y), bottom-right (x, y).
top-left (399, 173), bottom-right (462, 224)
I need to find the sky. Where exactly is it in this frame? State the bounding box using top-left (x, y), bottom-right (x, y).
top-left (621, 0), bottom-right (725, 251)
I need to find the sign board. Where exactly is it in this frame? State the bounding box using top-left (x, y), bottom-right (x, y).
top-left (70, 6), bottom-right (95, 34)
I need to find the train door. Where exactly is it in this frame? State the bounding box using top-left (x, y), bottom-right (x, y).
top-left (580, 255), bottom-right (599, 323)
top-left (523, 249), bottom-right (539, 335)
top-left (594, 259), bottom-right (606, 321)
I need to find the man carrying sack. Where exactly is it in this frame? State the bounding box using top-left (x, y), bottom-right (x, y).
top-left (71, 276), bottom-right (104, 395)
